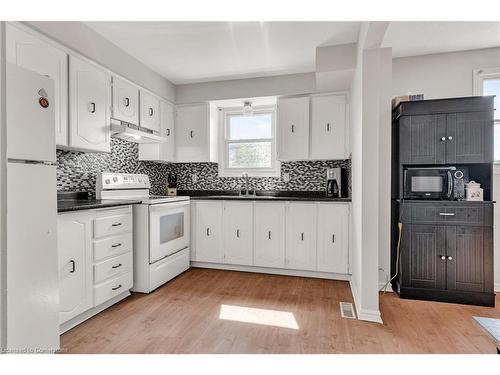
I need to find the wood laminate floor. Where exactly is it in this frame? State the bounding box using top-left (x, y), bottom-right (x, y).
top-left (60, 268), bottom-right (500, 354)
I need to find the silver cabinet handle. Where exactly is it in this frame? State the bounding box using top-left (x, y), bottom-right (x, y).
top-left (89, 102), bottom-right (96, 113)
top-left (440, 136), bottom-right (446, 141)
top-left (440, 255), bottom-right (446, 260)
top-left (447, 256), bottom-right (453, 261)
top-left (123, 97), bottom-right (130, 107)
top-left (112, 284), bottom-right (122, 291)
top-left (112, 222), bottom-right (122, 227)
top-left (448, 136), bottom-right (453, 140)
top-left (69, 260), bottom-right (76, 273)
top-left (439, 212), bottom-right (455, 216)
top-left (111, 243), bottom-right (122, 248)
top-left (111, 263), bottom-right (122, 269)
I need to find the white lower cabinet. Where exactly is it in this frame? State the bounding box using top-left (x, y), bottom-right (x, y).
top-left (223, 202), bottom-right (253, 265)
top-left (58, 210), bottom-right (93, 325)
top-left (254, 203), bottom-right (285, 268)
top-left (317, 204), bottom-right (349, 273)
top-left (192, 200), bottom-right (350, 277)
top-left (194, 201), bottom-right (223, 263)
top-left (58, 206), bottom-right (133, 330)
top-left (286, 203), bottom-right (317, 271)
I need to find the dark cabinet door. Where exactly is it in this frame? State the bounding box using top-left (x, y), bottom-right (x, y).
top-left (402, 224), bottom-right (447, 290)
top-left (399, 114), bottom-right (447, 164)
top-left (446, 111), bottom-right (494, 164)
top-left (446, 226), bottom-right (484, 293)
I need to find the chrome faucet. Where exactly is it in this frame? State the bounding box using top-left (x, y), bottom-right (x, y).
top-left (241, 173), bottom-right (253, 196)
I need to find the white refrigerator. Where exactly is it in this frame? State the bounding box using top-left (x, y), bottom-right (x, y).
top-left (5, 63), bottom-right (59, 352)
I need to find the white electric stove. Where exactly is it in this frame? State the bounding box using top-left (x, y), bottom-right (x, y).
top-left (96, 172), bottom-right (190, 293)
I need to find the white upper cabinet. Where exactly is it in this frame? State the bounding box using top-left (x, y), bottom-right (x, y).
top-left (317, 204), bottom-right (349, 274)
top-left (139, 90), bottom-right (160, 132)
top-left (6, 23), bottom-right (69, 147)
top-left (112, 77), bottom-right (139, 125)
top-left (223, 202), bottom-right (253, 266)
top-left (286, 203), bottom-right (317, 271)
top-left (194, 201), bottom-right (223, 263)
top-left (310, 94), bottom-right (347, 160)
top-left (138, 100), bottom-right (176, 162)
top-left (254, 203), bottom-right (286, 268)
top-left (69, 55), bottom-right (111, 153)
top-left (175, 103), bottom-right (211, 162)
top-left (277, 96), bottom-right (310, 161)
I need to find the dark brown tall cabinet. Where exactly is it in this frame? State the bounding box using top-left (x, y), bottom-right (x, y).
top-left (391, 96), bottom-right (495, 307)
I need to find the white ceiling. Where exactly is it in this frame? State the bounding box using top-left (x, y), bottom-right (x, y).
top-left (86, 21), bottom-right (500, 85)
top-left (85, 21), bottom-right (361, 84)
top-left (383, 22), bottom-right (500, 58)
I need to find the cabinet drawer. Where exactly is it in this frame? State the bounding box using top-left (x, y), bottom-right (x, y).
top-left (94, 212), bottom-right (132, 238)
top-left (94, 272), bottom-right (132, 307)
top-left (94, 233), bottom-right (132, 262)
top-left (94, 252), bottom-right (133, 284)
top-left (404, 204), bottom-right (485, 225)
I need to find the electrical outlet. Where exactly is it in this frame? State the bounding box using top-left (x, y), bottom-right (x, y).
top-left (191, 174), bottom-right (198, 183)
top-left (282, 172), bottom-right (290, 182)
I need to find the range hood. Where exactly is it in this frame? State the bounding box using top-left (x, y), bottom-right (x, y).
top-left (110, 118), bottom-right (166, 144)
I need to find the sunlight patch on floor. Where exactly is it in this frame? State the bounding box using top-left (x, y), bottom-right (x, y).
top-left (219, 304), bottom-right (299, 330)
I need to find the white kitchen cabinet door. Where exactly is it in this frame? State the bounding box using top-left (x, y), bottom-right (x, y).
top-left (58, 211), bottom-right (93, 325)
top-left (286, 203), bottom-right (317, 271)
top-left (317, 204), bottom-right (349, 274)
top-left (223, 202), bottom-right (253, 266)
top-left (112, 77), bottom-right (139, 125)
top-left (6, 23), bottom-right (69, 147)
top-left (254, 203), bottom-right (285, 268)
top-left (277, 96), bottom-right (310, 160)
top-left (175, 103), bottom-right (210, 162)
top-left (194, 201), bottom-right (223, 263)
top-left (310, 94), bottom-right (347, 160)
top-left (138, 100), bottom-right (175, 162)
top-left (140, 90), bottom-right (160, 132)
top-left (69, 55), bottom-right (111, 153)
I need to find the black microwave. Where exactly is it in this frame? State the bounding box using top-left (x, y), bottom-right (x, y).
top-left (403, 167), bottom-right (467, 200)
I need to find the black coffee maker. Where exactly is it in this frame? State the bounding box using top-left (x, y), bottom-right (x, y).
top-left (326, 167), bottom-right (347, 198)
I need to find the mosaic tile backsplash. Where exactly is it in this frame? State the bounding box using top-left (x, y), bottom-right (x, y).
top-left (57, 139), bottom-right (351, 196)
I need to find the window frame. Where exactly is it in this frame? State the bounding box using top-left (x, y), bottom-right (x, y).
top-left (473, 67), bottom-right (500, 162)
top-left (218, 104), bottom-right (280, 177)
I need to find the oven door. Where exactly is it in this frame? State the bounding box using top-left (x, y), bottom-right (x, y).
top-left (149, 201), bottom-right (190, 264)
top-left (404, 168), bottom-right (453, 199)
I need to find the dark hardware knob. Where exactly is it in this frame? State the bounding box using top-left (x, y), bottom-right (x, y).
top-left (112, 222), bottom-right (122, 227)
top-left (332, 234), bottom-right (335, 243)
top-left (69, 260), bottom-right (76, 273)
top-left (166, 128), bottom-right (170, 136)
top-left (268, 231), bottom-right (271, 240)
top-left (112, 284), bottom-right (122, 291)
top-left (190, 130), bottom-right (194, 138)
top-left (291, 124), bottom-right (295, 133)
top-left (111, 243), bottom-right (122, 248)
top-left (112, 263), bottom-right (122, 269)
top-left (124, 97), bottom-right (130, 107)
top-left (90, 102), bottom-right (96, 113)
top-left (301, 232), bottom-right (304, 241)
top-left (206, 228), bottom-right (210, 236)
top-left (149, 107), bottom-right (153, 116)
top-left (236, 229), bottom-right (240, 238)
top-left (327, 123), bottom-right (330, 131)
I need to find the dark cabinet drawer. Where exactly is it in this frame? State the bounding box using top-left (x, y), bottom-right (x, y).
top-left (401, 203), bottom-right (491, 226)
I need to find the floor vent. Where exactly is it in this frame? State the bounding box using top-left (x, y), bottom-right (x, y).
top-left (340, 302), bottom-right (356, 319)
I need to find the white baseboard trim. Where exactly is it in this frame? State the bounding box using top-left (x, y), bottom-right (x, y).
top-left (190, 262), bottom-right (351, 281)
top-left (349, 279), bottom-right (383, 324)
top-left (495, 283), bottom-right (500, 293)
top-left (59, 290), bottom-right (131, 334)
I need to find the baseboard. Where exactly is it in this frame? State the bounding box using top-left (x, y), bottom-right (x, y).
top-left (349, 279), bottom-right (384, 324)
top-left (190, 262), bottom-right (351, 281)
top-left (59, 290), bottom-right (131, 334)
top-left (495, 283), bottom-right (500, 293)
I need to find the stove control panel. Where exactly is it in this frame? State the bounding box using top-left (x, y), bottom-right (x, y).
top-left (97, 172), bottom-right (151, 190)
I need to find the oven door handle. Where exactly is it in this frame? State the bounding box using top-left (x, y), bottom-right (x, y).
top-left (447, 170), bottom-right (453, 199)
top-left (149, 201), bottom-right (190, 212)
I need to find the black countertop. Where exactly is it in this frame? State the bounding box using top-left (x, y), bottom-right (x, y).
top-left (177, 190), bottom-right (351, 202)
top-left (57, 191), bottom-right (142, 213)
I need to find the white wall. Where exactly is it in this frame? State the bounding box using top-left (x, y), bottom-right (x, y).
top-left (393, 47), bottom-right (500, 99)
top-left (24, 22), bottom-right (176, 102)
top-left (386, 47), bottom-right (500, 292)
top-left (0, 21), bottom-right (6, 349)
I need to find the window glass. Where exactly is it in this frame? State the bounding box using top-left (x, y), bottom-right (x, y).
top-left (229, 114), bottom-right (272, 140)
top-left (483, 78), bottom-right (500, 120)
top-left (228, 142), bottom-right (272, 168)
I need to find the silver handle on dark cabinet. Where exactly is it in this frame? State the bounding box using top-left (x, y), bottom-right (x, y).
top-left (123, 97), bottom-right (130, 107)
top-left (447, 256), bottom-right (453, 261)
top-left (112, 284), bottom-right (122, 291)
top-left (439, 212), bottom-right (455, 216)
top-left (69, 260), bottom-right (76, 273)
top-left (447, 136), bottom-right (453, 140)
top-left (112, 263), bottom-right (122, 269)
top-left (111, 243), bottom-right (122, 248)
top-left (89, 102), bottom-right (96, 113)
top-left (440, 255), bottom-right (446, 260)
top-left (440, 136), bottom-right (446, 141)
